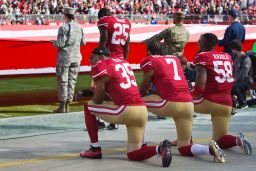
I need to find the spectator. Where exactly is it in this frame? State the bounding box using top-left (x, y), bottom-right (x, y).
top-left (51, 7), bottom-right (86, 113)
top-left (218, 9), bottom-right (245, 60)
top-left (35, 15), bottom-right (45, 25)
top-left (150, 16), bottom-right (157, 24)
top-left (230, 40), bottom-right (251, 109)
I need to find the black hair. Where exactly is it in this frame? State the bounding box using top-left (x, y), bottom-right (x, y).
top-left (92, 46), bottom-right (111, 57)
top-left (201, 33), bottom-right (218, 50)
top-left (229, 40), bottom-right (243, 51)
top-left (98, 8), bottom-right (111, 19)
top-left (65, 14), bottom-right (75, 20)
top-left (147, 41), bottom-right (164, 55)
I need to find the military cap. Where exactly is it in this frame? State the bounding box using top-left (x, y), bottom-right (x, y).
top-left (63, 7), bottom-right (76, 15)
top-left (92, 47), bottom-right (111, 57)
top-left (229, 9), bottom-right (238, 17)
top-left (173, 11), bottom-right (185, 19)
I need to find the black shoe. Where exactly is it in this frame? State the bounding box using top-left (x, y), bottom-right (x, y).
top-left (231, 107), bottom-right (237, 115)
top-left (106, 123), bottom-right (118, 130)
top-left (74, 89), bottom-right (94, 101)
top-left (80, 145), bottom-right (102, 159)
top-left (232, 95), bottom-right (238, 108)
top-left (158, 140), bottom-right (172, 168)
top-left (157, 116), bottom-right (167, 120)
top-left (237, 103), bottom-right (249, 110)
top-left (97, 120), bottom-right (106, 129)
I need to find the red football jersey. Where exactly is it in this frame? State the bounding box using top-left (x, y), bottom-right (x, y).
top-left (140, 55), bottom-right (192, 102)
top-left (97, 16), bottom-right (131, 58)
top-left (193, 51), bottom-right (234, 106)
top-left (91, 58), bottom-right (144, 106)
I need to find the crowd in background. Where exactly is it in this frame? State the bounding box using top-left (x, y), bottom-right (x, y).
top-left (0, 0), bottom-right (256, 16)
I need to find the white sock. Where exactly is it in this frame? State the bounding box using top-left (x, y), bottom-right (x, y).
top-left (91, 142), bottom-right (100, 147)
top-left (156, 145), bottom-right (159, 153)
top-left (191, 144), bottom-right (210, 155)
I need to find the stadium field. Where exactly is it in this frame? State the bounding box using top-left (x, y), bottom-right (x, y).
top-left (0, 72), bottom-right (143, 118)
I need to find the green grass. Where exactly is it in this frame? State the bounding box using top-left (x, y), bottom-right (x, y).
top-left (0, 72), bottom-right (143, 118)
top-left (0, 104), bottom-right (84, 118)
top-left (0, 72), bottom-right (143, 94)
top-left (0, 74), bottom-right (92, 94)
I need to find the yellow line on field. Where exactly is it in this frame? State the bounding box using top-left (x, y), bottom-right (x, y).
top-left (0, 132), bottom-right (255, 168)
top-left (0, 148), bottom-right (127, 168)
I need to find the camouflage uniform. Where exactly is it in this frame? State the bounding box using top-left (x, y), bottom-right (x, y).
top-left (52, 7), bottom-right (86, 104)
top-left (144, 12), bottom-right (190, 65)
top-left (153, 25), bottom-right (189, 57)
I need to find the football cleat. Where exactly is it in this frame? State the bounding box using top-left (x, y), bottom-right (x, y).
top-left (158, 140), bottom-right (172, 167)
top-left (80, 145), bottom-right (102, 159)
top-left (74, 89), bottom-right (94, 101)
top-left (106, 123), bottom-right (118, 130)
top-left (237, 132), bottom-right (252, 155)
top-left (209, 140), bottom-right (227, 163)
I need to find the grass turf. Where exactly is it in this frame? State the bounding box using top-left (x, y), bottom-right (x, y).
top-left (0, 72), bottom-right (143, 118)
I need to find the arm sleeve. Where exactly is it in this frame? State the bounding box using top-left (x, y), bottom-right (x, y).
top-left (242, 27), bottom-right (245, 43)
top-left (91, 62), bottom-right (110, 82)
top-left (218, 27), bottom-right (232, 46)
top-left (97, 18), bottom-right (109, 30)
top-left (140, 57), bottom-right (153, 73)
top-left (236, 57), bottom-right (251, 81)
top-left (80, 28), bottom-right (86, 46)
top-left (144, 28), bottom-right (169, 43)
top-left (54, 26), bottom-right (68, 48)
top-left (193, 54), bottom-right (206, 66)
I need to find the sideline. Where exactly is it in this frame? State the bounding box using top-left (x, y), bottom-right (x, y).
top-left (0, 132), bottom-right (255, 168)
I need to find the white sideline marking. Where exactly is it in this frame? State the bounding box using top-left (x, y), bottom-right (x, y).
top-left (0, 65), bottom-right (140, 75)
top-left (0, 114), bottom-right (11, 117)
top-left (0, 148), bottom-right (9, 152)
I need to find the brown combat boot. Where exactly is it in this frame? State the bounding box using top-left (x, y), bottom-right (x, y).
top-left (65, 101), bottom-right (70, 113)
top-left (53, 101), bottom-right (66, 113)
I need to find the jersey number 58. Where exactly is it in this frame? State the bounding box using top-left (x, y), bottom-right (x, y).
top-left (213, 61), bottom-right (234, 83)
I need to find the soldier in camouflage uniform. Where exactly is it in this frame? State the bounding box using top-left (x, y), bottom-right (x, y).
top-left (51, 7), bottom-right (86, 113)
top-left (143, 12), bottom-right (190, 67)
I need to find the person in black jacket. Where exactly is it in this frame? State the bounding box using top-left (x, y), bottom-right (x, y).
top-left (218, 9), bottom-right (245, 60)
top-left (230, 40), bottom-right (251, 109)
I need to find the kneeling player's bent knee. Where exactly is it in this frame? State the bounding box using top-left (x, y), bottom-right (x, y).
top-left (125, 106), bottom-right (148, 127)
top-left (211, 116), bottom-right (231, 140)
top-left (173, 102), bottom-right (194, 120)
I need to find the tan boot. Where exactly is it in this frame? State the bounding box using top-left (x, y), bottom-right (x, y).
top-left (65, 101), bottom-right (70, 113)
top-left (53, 101), bottom-right (66, 113)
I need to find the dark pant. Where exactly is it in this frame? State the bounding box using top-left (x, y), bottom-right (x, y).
top-left (231, 81), bottom-right (250, 105)
top-left (247, 99), bottom-right (256, 106)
